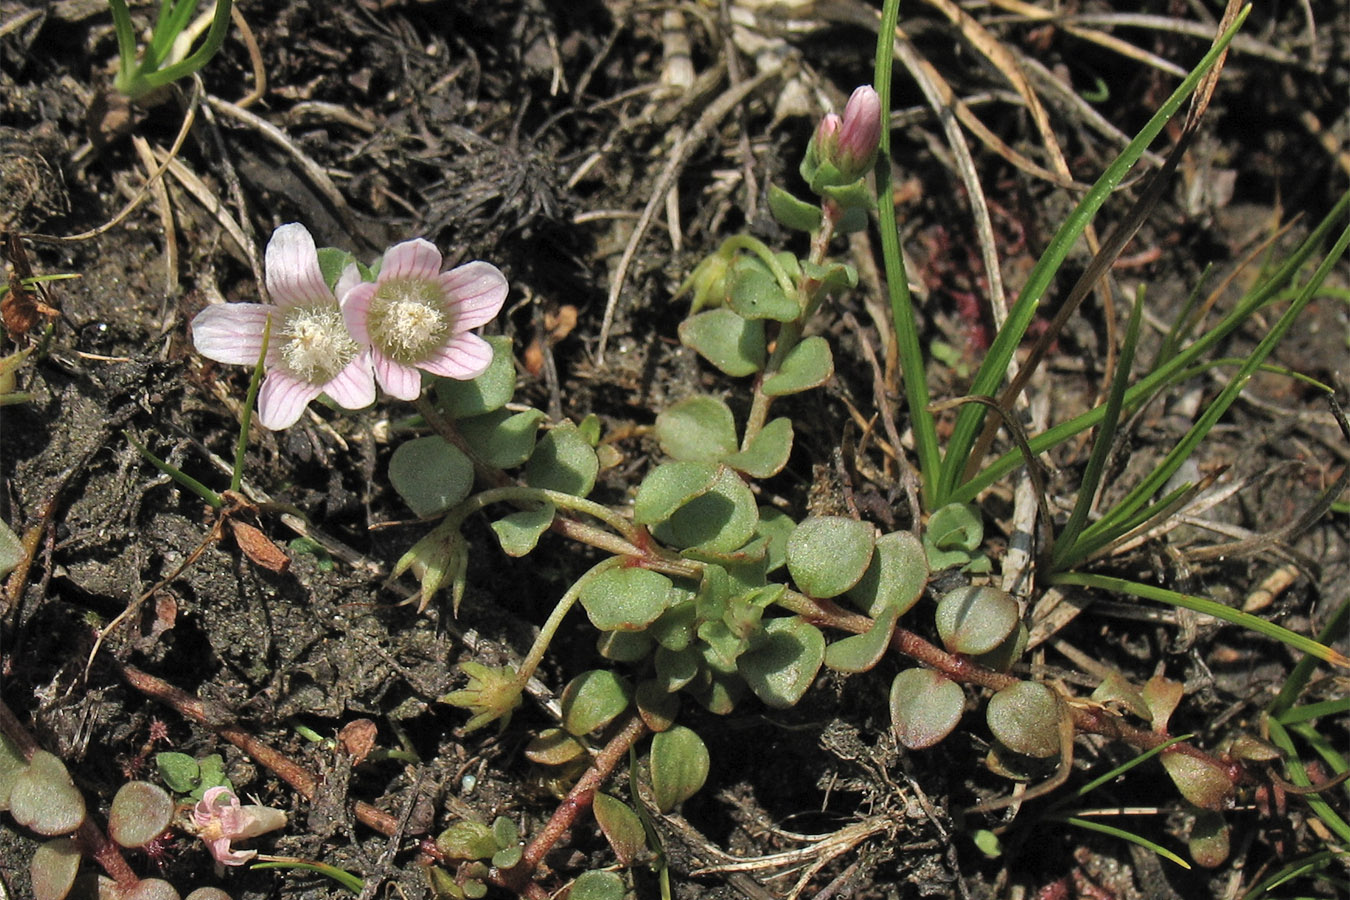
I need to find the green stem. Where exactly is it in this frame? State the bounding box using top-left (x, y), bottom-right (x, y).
top-left (230, 315), bottom-right (269, 494)
top-left (125, 431), bottom-right (222, 509)
top-left (741, 203), bottom-right (840, 448)
top-left (509, 557), bottom-right (625, 692)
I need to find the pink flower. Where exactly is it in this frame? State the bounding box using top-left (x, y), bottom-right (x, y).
top-left (339, 239), bottom-right (507, 401)
top-left (192, 786), bottom-right (286, 869)
top-left (191, 224), bottom-right (375, 429)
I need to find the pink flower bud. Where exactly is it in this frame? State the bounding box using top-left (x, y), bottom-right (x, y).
top-left (835, 86), bottom-right (881, 178)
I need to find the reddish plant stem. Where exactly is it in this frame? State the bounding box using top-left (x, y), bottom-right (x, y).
top-left (785, 594), bottom-right (1252, 795)
top-left (497, 711), bottom-right (651, 895)
top-left (0, 698), bottom-right (140, 889)
top-left (116, 663), bottom-right (402, 835)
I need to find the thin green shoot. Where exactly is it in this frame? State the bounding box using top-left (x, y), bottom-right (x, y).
top-left (1052, 287), bottom-right (1144, 568)
top-left (1050, 815), bottom-right (1190, 869)
top-left (953, 188), bottom-right (1350, 506)
top-left (1062, 734), bottom-right (1194, 801)
top-left (1048, 572), bottom-right (1349, 668)
top-left (874, 0), bottom-right (939, 502)
top-left (936, 7), bottom-right (1252, 506)
top-left (252, 857), bottom-right (364, 894)
top-left (108, 0), bottom-right (234, 101)
top-left (1152, 263), bottom-right (1214, 370)
top-left (1238, 850), bottom-right (1340, 899)
top-left (124, 430), bottom-right (222, 509)
top-left (231, 315), bottom-right (269, 493)
top-left (1274, 699), bottom-right (1350, 726)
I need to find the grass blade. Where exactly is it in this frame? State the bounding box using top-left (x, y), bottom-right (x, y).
top-left (1048, 572), bottom-right (1349, 668)
top-left (936, 7), bottom-right (1252, 505)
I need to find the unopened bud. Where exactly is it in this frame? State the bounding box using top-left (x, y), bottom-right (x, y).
top-left (835, 86), bottom-right (881, 179)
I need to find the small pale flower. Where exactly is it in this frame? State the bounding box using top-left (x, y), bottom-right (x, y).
top-left (192, 786), bottom-right (286, 870)
top-left (441, 661), bottom-right (523, 733)
top-left (191, 224), bottom-right (375, 429)
top-left (340, 239), bottom-right (508, 401)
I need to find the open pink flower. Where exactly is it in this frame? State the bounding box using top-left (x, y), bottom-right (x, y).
top-left (191, 224), bottom-right (375, 429)
top-left (339, 239), bottom-right (507, 401)
top-left (192, 786), bottom-right (286, 870)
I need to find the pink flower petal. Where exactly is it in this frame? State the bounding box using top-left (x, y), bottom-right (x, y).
top-left (191, 305), bottom-right (273, 365)
top-left (334, 262), bottom-right (364, 301)
top-left (380, 238), bottom-right (442, 282)
top-left (419, 333), bottom-right (494, 380)
top-left (340, 281), bottom-right (377, 344)
top-left (322, 353), bottom-right (376, 410)
top-left (372, 351), bottom-right (423, 400)
top-left (257, 372), bottom-right (323, 430)
top-left (439, 261), bottom-right (508, 331)
top-left (265, 224), bottom-right (332, 309)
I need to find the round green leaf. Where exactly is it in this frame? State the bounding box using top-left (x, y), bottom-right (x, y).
top-left (525, 728), bottom-right (588, 766)
top-left (1189, 810), bottom-right (1230, 868)
top-left (32, 837), bottom-right (80, 900)
top-left (845, 531), bottom-right (928, 618)
top-left (649, 725), bottom-right (709, 812)
top-left (597, 629), bottom-right (654, 662)
top-left (389, 436), bottom-right (474, 517)
top-left (727, 256), bottom-right (799, 322)
top-left (927, 502), bottom-right (983, 552)
top-left (434, 335), bottom-right (515, 418)
top-left (568, 870), bottom-right (626, 900)
top-left (935, 586), bottom-right (1019, 655)
top-left (824, 605), bottom-right (900, 673)
top-left (761, 336), bottom-right (833, 396)
top-left (653, 467), bottom-right (757, 553)
top-left (10, 750), bottom-right (85, 836)
top-left (678, 309), bottom-right (766, 376)
top-left (491, 502), bottom-right (555, 557)
top-left (724, 417), bottom-right (793, 478)
top-left (579, 566), bottom-right (672, 631)
top-left (635, 680), bottom-right (680, 732)
top-left (654, 646), bottom-right (700, 693)
top-left (0, 730), bottom-right (26, 808)
top-left (458, 407), bottom-right (546, 468)
top-left (987, 681), bottom-right (1062, 758)
top-left (526, 423), bottom-right (600, 497)
top-left (562, 671), bottom-right (633, 736)
top-left (1160, 751), bottom-right (1234, 809)
top-left (786, 516), bottom-right (875, 599)
top-left (656, 396), bottom-right (738, 463)
top-left (890, 669), bottom-right (964, 750)
top-left (650, 600), bottom-right (697, 652)
top-left (109, 781), bottom-right (173, 848)
top-left (739, 616), bottom-right (825, 708)
top-left (768, 184), bottom-right (823, 233)
top-left (755, 506), bottom-right (795, 573)
top-left (437, 821), bottom-right (498, 860)
top-left (492, 815), bottom-right (520, 849)
top-left (153, 751), bottom-right (201, 796)
top-left (633, 461), bottom-right (718, 526)
top-left (593, 793), bottom-right (648, 866)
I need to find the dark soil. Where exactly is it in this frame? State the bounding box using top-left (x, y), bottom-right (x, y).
top-left (3, 2), bottom-right (1348, 899)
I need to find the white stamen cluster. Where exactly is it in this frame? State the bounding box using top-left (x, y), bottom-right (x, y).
top-left (279, 305), bottom-right (359, 384)
top-left (367, 278), bottom-right (450, 363)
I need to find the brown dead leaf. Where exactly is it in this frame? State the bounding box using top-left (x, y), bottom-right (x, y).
top-left (338, 718), bottom-right (377, 765)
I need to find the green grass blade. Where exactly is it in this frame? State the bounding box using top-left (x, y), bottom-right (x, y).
top-left (1048, 572), bottom-right (1349, 668)
top-left (1055, 816), bottom-right (1191, 868)
top-left (1062, 217), bottom-right (1350, 558)
top-left (874, 0), bottom-right (939, 501)
top-left (1269, 597), bottom-right (1350, 717)
top-left (251, 858), bottom-right (364, 894)
top-left (1065, 734), bottom-right (1194, 800)
top-left (954, 187), bottom-right (1350, 504)
top-left (1052, 287), bottom-right (1145, 568)
top-left (1266, 717), bottom-right (1350, 845)
top-left (1238, 851), bottom-right (1339, 899)
top-left (936, 7), bottom-right (1252, 505)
